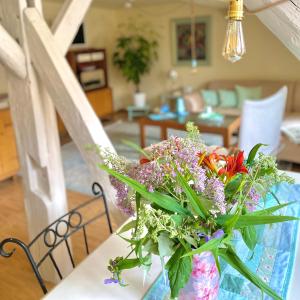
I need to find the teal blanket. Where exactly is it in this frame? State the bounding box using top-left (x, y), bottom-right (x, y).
top-left (143, 183), bottom-right (300, 300)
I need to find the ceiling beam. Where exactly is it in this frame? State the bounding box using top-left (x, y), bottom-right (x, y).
top-left (245, 0), bottom-right (300, 61)
top-left (0, 24), bottom-right (26, 79)
top-left (51, 0), bottom-right (93, 55)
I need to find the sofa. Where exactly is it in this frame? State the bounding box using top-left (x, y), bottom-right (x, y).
top-left (184, 80), bottom-right (300, 164)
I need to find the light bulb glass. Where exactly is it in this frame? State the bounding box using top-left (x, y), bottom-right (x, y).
top-left (222, 19), bottom-right (246, 63)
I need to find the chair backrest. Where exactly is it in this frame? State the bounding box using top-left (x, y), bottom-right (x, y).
top-left (239, 86), bottom-right (287, 156)
top-left (0, 183), bottom-right (113, 294)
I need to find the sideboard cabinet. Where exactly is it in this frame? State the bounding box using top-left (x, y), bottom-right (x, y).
top-left (0, 109), bottom-right (19, 180)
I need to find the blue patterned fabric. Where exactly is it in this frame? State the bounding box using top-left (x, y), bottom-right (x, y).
top-left (143, 183), bottom-right (300, 300)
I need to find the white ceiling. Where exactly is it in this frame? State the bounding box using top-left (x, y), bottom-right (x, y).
top-left (80, 0), bottom-right (227, 9)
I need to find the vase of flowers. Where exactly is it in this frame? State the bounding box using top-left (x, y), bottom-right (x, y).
top-left (100, 123), bottom-right (296, 300)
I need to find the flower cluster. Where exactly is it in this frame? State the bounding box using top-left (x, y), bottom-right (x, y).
top-left (100, 123), bottom-right (295, 299)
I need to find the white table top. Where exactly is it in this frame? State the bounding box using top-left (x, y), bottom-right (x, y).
top-left (44, 171), bottom-right (300, 300)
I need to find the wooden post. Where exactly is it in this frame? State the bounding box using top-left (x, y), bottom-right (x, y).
top-left (0, 0), bottom-right (127, 283)
top-left (24, 7), bottom-right (127, 227)
top-left (0, 0), bottom-right (72, 282)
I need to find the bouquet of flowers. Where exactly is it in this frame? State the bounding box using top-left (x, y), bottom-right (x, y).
top-left (100, 123), bottom-right (297, 300)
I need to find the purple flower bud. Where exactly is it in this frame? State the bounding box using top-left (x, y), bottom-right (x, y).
top-left (205, 235), bottom-right (211, 242)
top-left (212, 229), bottom-right (225, 239)
top-left (104, 278), bottom-right (119, 284)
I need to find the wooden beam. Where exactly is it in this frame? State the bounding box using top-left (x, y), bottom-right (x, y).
top-left (24, 7), bottom-right (127, 226)
top-left (1, 0), bottom-right (72, 282)
top-left (0, 24), bottom-right (26, 78)
top-left (51, 0), bottom-right (93, 55)
top-left (245, 0), bottom-right (288, 14)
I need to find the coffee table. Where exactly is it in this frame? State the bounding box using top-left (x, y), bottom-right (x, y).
top-left (139, 114), bottom-right (241, 148)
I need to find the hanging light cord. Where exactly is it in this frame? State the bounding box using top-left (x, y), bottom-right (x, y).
top-left (190, 0), bottom-right (196, 63)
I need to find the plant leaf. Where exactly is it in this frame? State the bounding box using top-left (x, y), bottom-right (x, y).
top-left (117, 220), bottom-right (137, 234)
top-left (219, 246), bottom-right (282, 300)
top-left (249, 202), bottom-right (295, 216)
top-left (158, 232), bottom-right (175, 257)
top-left (241, 226), bottom-right (257, 251)
top-left (182, 238), bottom-right (222, 257)
top-left (246, 143), bottom-right (267, 165)
top-left (166, 246), bottom-right (192, 299)
top-left (100, 165), bottom-right (191, 216)
top-left (225, 174), bottom-right (243, 199)
top-left (212, 249), bottom-right (221, 274)
top-left (144, 239), bottom-right (159, 255)
top-left (122, 139), bottom-right (151, 159)
top-left (175, 170), bottom-right (209, 219)
top-left (171, 215), bottom-right (184, 226)
top-left (117, 258), bottom-right (141, 271)
top-left (216, 214), bottom-right (299, 228)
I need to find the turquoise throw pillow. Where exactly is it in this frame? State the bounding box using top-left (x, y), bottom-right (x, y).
top-left (218, 90), bottom-right (238, 108)
top-left (235, 85), bottom-right (262, 108)
top-left (201, 90), bottom-right (219, 107)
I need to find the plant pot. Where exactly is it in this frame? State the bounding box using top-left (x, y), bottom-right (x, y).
top-left (164, 252), bottom-right (219, 300)
top-left (134, 92), bottom-right (146, 107)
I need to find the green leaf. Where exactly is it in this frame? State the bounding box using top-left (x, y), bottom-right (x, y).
top-left (143, 239), bottom-right (159, 255)
top-left (247, 143), bottom-right (267, 165)
top-left (171, 215), bottom-right (184, 226)
top-left (100, 165), bottom-right (191, 216)
top-left (219, 246), bottom-right (282, 300)
top-left (270, 191), bottom-right (281, 205)
top-left (216, 214), bottom-right (299, 228)
top-left (212, 249), bottom-right (221, 274)
top-left (122, 139), bottom-right (151, 159)
top-left (166, 246), bottom-right (192, 299)
top-left (117, 258), bottom-right (141, 271)
top-left (182, 238), bottom-right (222, 257)
top-left (241, 226), bottom-right (257, 251)
top-left (249, 202), bottom-right (295, 216)
top-left (225, 174), bottom-right (243, 199)
top-left (117, 220), bottom-right (137, 234)
top-left (175, 170), bottom-right (209, 219)
top-left (183, 235), bottom-right (198, 249)
top-left (158, 232), bottom-right (175, 257)
top-left (224, 211), bottom-right (242, 233)
top-left (118, 235), bottom-right (139, 245)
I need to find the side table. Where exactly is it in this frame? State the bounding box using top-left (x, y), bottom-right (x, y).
top-left (127, 105), bottom-right (150, 121)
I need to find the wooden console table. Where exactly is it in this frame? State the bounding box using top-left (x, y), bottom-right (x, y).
top-left (139, 114), bottom-right (241, 148)
top-left (0, 109), bottom-right (19, 180)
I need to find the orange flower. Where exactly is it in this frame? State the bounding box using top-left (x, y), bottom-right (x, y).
top-left (139, 157), bottom-right (151, 165)
top-left (197, 152), bottom-right (221, 173)
top-left (218, 151), bottom-right (248, 179)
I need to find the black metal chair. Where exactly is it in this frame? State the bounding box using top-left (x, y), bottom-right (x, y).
top-left (0, 182), bottom-right (113, 294)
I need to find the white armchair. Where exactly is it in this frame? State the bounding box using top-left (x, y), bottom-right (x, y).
top-left (239, 86), bottom-right (287, 156)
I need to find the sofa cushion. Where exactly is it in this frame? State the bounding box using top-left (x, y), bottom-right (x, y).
top-left (201, 90), bottom-right (219, 107)
top-left (235, 85), bottom-right (262, 108)
top-left (205, 80), bottom-right (296, 113)
top-left (184, 92), bottom-right (204, 113)
top-left (218, 89), bottom-right (238, 108)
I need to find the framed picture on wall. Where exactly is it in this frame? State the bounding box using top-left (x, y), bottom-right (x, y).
top-left (171, 16), bottom-right (211, 66)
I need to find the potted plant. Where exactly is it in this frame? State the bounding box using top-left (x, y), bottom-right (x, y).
top-left (113, 34), bottom-right (158, 107)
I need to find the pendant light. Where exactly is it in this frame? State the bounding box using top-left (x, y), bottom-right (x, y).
top-left (222, 0), bottom-right (246, 63)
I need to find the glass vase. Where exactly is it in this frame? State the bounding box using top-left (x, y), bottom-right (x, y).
top-left (165, 251), bottom-right (220, 300)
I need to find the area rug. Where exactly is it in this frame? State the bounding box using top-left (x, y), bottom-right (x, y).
top-left (61, 120), bottom-right (224, 195)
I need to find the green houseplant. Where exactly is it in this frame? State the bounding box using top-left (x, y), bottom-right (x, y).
top-left (113, 33), bottom-right (158, 107)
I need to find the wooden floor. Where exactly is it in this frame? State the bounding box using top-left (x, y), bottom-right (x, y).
top-left (0, 177), bottom-right (112, 300)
